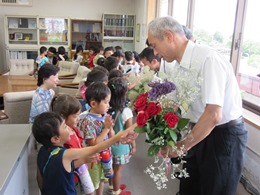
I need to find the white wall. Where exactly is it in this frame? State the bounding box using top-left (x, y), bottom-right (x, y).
top-left (0, 0), bottom-right (149, 73)
top-left (134, 0), bottom-right (148, 53)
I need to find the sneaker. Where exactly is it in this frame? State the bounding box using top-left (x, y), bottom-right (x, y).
top-left (109, 184), bottom-right (127, 193)
top-left (118, 191), bottom-right (131, 195)
top-left (113, 190), bottom-right (131, 195)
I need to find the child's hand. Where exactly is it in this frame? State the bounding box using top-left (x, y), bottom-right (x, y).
top-left (130, 144), bottom-right (136, 156)
top-left (85, 153), bottom-right (101, 163)
top-left (120, 123), bottom-right (138, 144)
top-left (108, 128), bottom-right (115, 138)
top-left (104, 114), bottom-right (114, 130)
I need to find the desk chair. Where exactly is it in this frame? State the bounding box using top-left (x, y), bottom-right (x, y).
top-left (9, 59), bottom-right (35, 75)
top-left (58, 61), bottom-right (80, 76)
top-left (0, 90), bottom-right (35, 124)
top-left (55, 66), bottom-right (90, 96)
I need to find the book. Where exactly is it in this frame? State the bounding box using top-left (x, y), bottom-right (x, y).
top-left (28, 19), bottom-right (36, 29)
top-left (8, 18), bottom-right (18, 28)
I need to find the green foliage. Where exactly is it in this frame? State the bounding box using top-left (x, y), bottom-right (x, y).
top-left (213, 31), bottom-right (224, 43)
top-left (148, 145), bottom-right (160, 156)
top-left (242, 40), bottom-right (260, 56)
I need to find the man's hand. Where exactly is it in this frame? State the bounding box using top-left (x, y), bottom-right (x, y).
top-left (159, 146), bottom-right (178, 158)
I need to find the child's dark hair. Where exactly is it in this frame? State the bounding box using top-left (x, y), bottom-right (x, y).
top-left (133, 51), bottom-right (140, 63)
top-left (74, 45), bottom-right (83, 60)
top-left (93, 65), bottom-right (109, 76)
top-left (89, 46), bottom-right (97, 54)
top-left (32, 112), bottom-right (63, 148)
top-left (37, 64), bottom-right (59, 86)
top-left (58, 46), bottom-right (66, 55)
top-left (85, 69), bottom-right (108, 87)
top-left (48, 47), bottom-right (57, 54)
top-left (139, 47), bottom-right (160, 62)
top-left (107, 77), bottom-right (128, 111)
top-left (104, 56), bottom-right (119, 72)
top-left (52, 94), bottom-right (81, 119)
top-left (111, 50), bottom-right (124, 58)
top-left (97, 57), bottom-right (105, 67)
top-left (114, 45), bottom-right (123, 52)
top-left (104, 46), bottom-right (115, 55)
top-left (124, 51), bottom-right (134, 62)
top-left (96, 45), bottom-right (104, 53)
top-left (108, 69), bottom-right (123, 80)
top-left (145, 38), bottom-right (150, 47)
top-left (40, 46), bottom-right (47, 54)
top-left (85, 82), bottom-right (111, 105)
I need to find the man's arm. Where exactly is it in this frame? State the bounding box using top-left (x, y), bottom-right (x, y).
top-left (162, 104), bottom-right (222, 157)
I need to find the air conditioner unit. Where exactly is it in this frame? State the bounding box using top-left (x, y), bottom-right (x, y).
top-left (0, 0), bottom-right (32, 6)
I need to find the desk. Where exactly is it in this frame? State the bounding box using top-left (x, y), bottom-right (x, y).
top-left (0, 124), bottom-right (33, 195)
top-left (0, 75), bottom-right (37, 97)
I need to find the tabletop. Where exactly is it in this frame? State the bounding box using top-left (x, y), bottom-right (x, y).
top-left (0, 75), bottom-right (37, 97)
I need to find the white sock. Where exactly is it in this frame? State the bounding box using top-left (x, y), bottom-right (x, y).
top-left (112, 189), bottom-right (122, 195)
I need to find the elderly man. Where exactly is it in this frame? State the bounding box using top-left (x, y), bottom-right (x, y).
top-left (148, 16), bottom-right (247, 195)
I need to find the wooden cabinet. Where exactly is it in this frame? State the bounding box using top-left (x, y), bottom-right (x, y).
top-left (103, 13), bottom-right (135, 51)
top-left (6, 16), bottom-right (38, 45)
top-left (70, 19), bottom-right (103, 53)
top-left (5, 15), bottom-right (70, 63)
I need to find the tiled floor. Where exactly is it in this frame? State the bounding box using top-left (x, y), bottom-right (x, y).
top-left (29, 134), bottom-right (251, 195)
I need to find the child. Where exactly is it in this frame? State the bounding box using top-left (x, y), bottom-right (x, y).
top-left (108, 69), bottom-right (123, 80)
top-left (29, 63), bottom-right (59, 123)
top-left (52, 94), bottom-right (95, 195)
top-left (73, 45), bottom-right (84, 65)
top-left (86, 46), bottom-right (96, 69)
top-left (108, 77), bottom-right (136, 195)
top-left (57, 46), bottom-right (69, 65)
top-left (79, 67), bottom-right (109, 100)
top-left (47, 46), bottom-right (58, 65)
top-left (33, 111), bottom-right (136, 195)
top-left (93, 45), bottom-right (104, 66)
top-left (79, 82), bottom-right (114, 195)
top-left (36, 46), bottom-right (49, 69)
top-left (104, 46), bottom-right (115, 58)
top-left (104, 56), bottom-right (120, 72)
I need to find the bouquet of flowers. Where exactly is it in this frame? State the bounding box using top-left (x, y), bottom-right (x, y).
top-left (127, 66), bottom-right (202, 190)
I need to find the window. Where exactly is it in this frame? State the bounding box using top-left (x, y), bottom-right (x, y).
top-left (172, 0), bottom-right (188, 25)
top-left (237, 0), bottom-right (260, 114)
top-left (193, 0), bottom-right (237, 59)
top-left (157, 0), bottom-right (169, 17)
top-left (155, 0), bottom-right (260, 115)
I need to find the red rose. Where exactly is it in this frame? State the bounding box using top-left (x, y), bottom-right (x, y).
top-left (164, 112), bottom-right (179, 128)
top-left (134, 93), bottom-right (148, 111)
top-left (136, 111), bottom-right (149, 128)
top-left (146, 102), bottom-right (162, 117)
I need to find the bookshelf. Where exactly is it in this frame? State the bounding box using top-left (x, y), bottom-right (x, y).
top-left (70, 19), bottom-right (103, 57)
top-left (103, 13), bottom-right (135, 51)
top-left (5, 15), bottom-right (70, 63)
top-left (6, 16), bottom-right (38, 45)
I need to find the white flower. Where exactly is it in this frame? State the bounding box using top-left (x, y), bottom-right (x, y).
top-left (144, 147), bottom-right (189, 191)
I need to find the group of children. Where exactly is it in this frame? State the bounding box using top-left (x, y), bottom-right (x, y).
top-left (72, 45), bottom-right (144, 76)
top-left (36, 46), bottom-right (69, 68)
top-left (30, 58), bottom-right (137, 194)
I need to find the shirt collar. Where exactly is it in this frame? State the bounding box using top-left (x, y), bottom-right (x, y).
top-left (37, 87), bottom-right (51, 95)
top-left (179, 40), bottom-right (195, 69)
